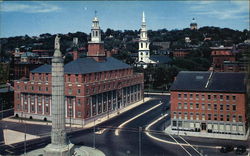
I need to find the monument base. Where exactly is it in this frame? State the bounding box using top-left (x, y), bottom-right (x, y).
top-left (24, 145), bottom-right (105, 156)
top-left (43, 143), bottom-right (75, 156)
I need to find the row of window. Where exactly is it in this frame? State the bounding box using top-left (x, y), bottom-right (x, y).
top-left (177, 102), bottom-right (237, 111)
top-left (178, 93), bottom-right (236, 101)
top-left (16, 85), bottom-right (49, 92)
top-left (85, 82), bottom-right (141, 95)
top-left (30, 72), bottom-right (49, 82)
top-left (17, 104), bottom-right (50, 114)
top-left (30, 69), bottom-right (132, 83)
top-left (173, 112), bottom-right (243, 122)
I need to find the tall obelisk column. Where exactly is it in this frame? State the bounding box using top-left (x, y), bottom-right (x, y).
top-left (51, 35), bottom-right (67, 146)
top-left (44, 35), bottom-right (73, 156)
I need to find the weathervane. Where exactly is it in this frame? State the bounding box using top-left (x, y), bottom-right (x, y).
top-left (94, 10), bottom-right (97, 17)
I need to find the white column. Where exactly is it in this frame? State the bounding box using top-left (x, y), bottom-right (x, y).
top-left (28, 94), bottom-right (30, 113)
top-left (50, 97), bottom-right (52, 116)
top-left (42, 95), bottom-right (44, 115)
top-left (73, 98), bottom-right (76, 118)
top-left (35, 95), bottom-right (37, 114)
top-left (21, 94), bottom-right (23, 111)
top-left (102, 93), bottom-right (104, 113)
top-left (90, 96), bottom-right (93, 117)
top-left (111, 91), bottom-right (113, 110)
top-left (65, 97), bottom-right (68, 117)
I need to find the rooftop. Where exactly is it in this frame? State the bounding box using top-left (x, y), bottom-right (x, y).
top-left (211, 50), bottom-right (233, 56)
top-left (150, 55), bottom-right (172, 64)
top-left (31, 57), bottom-right (131, 74)
top-left (170, 71), bottom-right (246, 93)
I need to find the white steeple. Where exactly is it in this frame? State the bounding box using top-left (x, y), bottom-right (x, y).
top-left (138, 11), bottom-right (150, 63)
top-left (90, 11), bottom-right (101, 43)
top-left (142, 11), bottom-right (146, 23)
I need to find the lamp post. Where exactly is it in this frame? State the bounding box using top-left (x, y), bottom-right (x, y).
top-left (1, 98), bottom-right (3, 130)
top-left (93, 118), bottom-right (101, 149)
top-left (24, 114), bottom-right (27, 156)
top-left (138, 126), bottom-right (142, 156)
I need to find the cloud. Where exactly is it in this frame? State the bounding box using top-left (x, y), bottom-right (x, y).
top-left (1, 2), bottom-right (61, 13)
top-left (189, 0), bottom-right (249, 20)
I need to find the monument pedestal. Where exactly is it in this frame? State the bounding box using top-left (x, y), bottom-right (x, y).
top-left (24, 145), bottom-right (105, 156)
top-left (43, 143), bottom-right (75, 156)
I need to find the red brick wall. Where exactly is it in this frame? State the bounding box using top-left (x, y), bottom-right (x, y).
top-left (170, 91), bottom-right (246, 122)
top-left (14, 67), bottom-right (143, 120)
top-left (88, 43), bottom-right (105, 56)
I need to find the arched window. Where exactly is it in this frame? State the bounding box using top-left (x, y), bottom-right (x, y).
top-left (92, 31), bottom-right (94, 37)
top-left (146, 43), bottom-right (148, 48)
top-left (96, 31), bottom-right (98, 37)
top-left (141, 43), bottom-right (143, 48)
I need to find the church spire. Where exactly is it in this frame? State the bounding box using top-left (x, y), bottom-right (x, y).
top-left (90, 11), bottom-right (101, 43)
top-left (138, 11), bottom-right (150, 63)
top-left (87, 11), bottom-right (106, 61)
top-left (142, 11), bottom-right (146, 23)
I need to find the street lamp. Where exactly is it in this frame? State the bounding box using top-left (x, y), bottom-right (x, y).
top-left (93, 118), bottom-right (101, 149)
top-left (161, 113), bottom-right (166, 130)
top-left (24, 114), bottom-right (27, 156)
top-left (138, 126), bottom-right (142, 156)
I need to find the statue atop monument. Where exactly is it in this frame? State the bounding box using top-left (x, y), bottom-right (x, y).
top-left (55, 34), bottom-right (60, 50)
top-left (53, 35), bottom-right (62, 58)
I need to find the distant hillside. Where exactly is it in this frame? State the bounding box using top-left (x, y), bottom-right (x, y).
top-left (0, 26), bottom-right (249, 60)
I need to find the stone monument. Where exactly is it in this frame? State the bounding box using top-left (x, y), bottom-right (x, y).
top-left (43, 35), bottom-right (74, 156)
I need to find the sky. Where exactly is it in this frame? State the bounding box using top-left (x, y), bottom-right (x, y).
top-left (0, 1), bottom-right (249, 38)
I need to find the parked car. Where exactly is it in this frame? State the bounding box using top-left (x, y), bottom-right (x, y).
top-left (220, 145), bottom-right (234, 153)
top-left (235, 145), bottom-right (246, 155)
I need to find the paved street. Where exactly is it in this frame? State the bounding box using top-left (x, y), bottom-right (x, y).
top-left (0, 94), bottom-right (249, 156)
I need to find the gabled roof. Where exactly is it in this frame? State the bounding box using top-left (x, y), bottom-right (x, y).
top-left (31, 57), bottom-right (131, 74)
top-left (21, 52), bottom-right (38, 58)
top-left (31, 64), bottom-right (51, 73)
top-left (170, 71), bottom-right (246, 93)
top-left (150, 55), bottom-right (172, 64)
top-left (152, 42), bottom-right (170, 50)
top-left (211, 50), bottom-right (233, 56)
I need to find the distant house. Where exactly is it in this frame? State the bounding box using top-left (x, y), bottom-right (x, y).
top-left (149, 55), bottom-right (172, 65)
top-left (152, 42), bottom-right (170, 55)
top-left (210, 46), bottom-right (236, 72)
top-left (13, 51), bottom-right (52, 80)
top-left (172, 49), bottom-right (192, 58)
top-left (0, 84), bottom-right (14, 110)
top-left (223, 61), bottom-right (247, 72)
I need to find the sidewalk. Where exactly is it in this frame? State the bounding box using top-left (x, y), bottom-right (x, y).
top-left (146, 92), bottom-right (170, 95)
top-left (2, 97), bottom-right (152, 144)
top-left (3, 97), bottom-right (152, 129)
top-left (165, 125), bottom-right (250, 141)
top-left (3, 129), bottom-right (40, 145)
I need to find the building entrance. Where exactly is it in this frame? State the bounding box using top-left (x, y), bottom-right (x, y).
top-left (201, 123), bottom-right (207, 131)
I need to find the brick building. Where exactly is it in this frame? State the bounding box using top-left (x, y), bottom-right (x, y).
top-left (172, 49), bottom-right (192, 58)
top-left (170, 71), bottom-right (248, 136)
top-left (13, 51), bottom-right (52, 80)
top-left (14, 15), bottom-right (144, 124)
top-left (223, 61), bottom-right (247, 72)
top-left (210, 46), bottom-right (236, 72)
